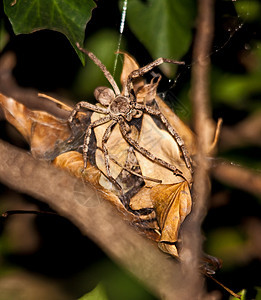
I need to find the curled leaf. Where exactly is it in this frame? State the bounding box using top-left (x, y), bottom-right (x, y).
top-left (130, 181), bottom-right (192, 257)
top-left (151, 182), bottom-right (192, 243)
top-left (120, 52), bottom-right (197, 156)
top-left (0, 51), bottom-right (195, 257)
top-left (53, 151), bottom-right (128, 213)
top-left (0, 94), bottom-right (70, 159)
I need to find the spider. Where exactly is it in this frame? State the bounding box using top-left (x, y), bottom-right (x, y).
top-left (68, 43), bottom-right (192, 190)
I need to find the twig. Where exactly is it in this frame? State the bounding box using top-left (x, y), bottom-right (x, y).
top-left (209, 118), bottom-right (223, 154)
top-left (211, 160), bottom-right (261, 197)
top-left (0, 139), bottom-right (195, 300)
top-left (219, 112), bottom-right (261, 150)
top-left (206, 275), bottom-right (241, 299)
top-left (180, 0), bottom-right (216, 299)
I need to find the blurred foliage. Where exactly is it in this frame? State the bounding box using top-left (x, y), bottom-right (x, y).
top-left (0, 19), bottom-right (8, 51)
top-left (73, 29), bottom-right (126, 100)
top-left (0, 0), bottom-right (261, 299)
top-left (83, 260), bottom-right (155, 300)
top-left (256, 287), bottom-right (261, 300)
top-left (212, 44), bottom-right (261, 109)
top-left (228, 288), bottom-right (261, 300)
top-left (235, 0), bottom-right (261, 22)
top-left (206, 228), bottom-right (247, 270)
top-left (78, 283), bottom-right (109, 300)
top-left (229, 289), bottom-right (246, 300)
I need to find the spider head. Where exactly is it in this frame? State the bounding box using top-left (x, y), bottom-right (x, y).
top-left (94, 87), bottom-right (115, 107)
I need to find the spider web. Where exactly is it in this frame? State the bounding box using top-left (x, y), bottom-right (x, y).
top-left (104, 0), bottom-right (253, 230)
top-left (73, 0), bottom-right (253, 236)
top-left (161, 0), bottom-right (253, 118)
top-left (112, 0), bottom-right (252, 120)
top-left (113, 0), bottom-right (128, 76)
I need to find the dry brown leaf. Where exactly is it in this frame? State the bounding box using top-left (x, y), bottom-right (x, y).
top-left (0, 51), bottom-right (195, 257)
top-left (119, 50), bottom-right (145, 95)
top-left (130, 181), bottom-right (192, 257)
top-left (151, 181), bottom-right (191, 243)
top-left (53, 151), bottom-right (128, 213)
top-left (135, 113), bottom-right (192, 186)
top-left (0, 94), bottom-right (71, 159)
top-left (119, 52), bottom-right (197, 156)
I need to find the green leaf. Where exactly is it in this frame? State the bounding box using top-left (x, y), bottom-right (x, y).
top-left (126, 0), bottom-right (196, 76)
top-left (3, 0), bottom-right (96, 64)
top-left (78, 284), bottom-right (109, 300)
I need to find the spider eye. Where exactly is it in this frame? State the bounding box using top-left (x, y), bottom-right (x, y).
top-left (94, 87), bottom-right (115, 106)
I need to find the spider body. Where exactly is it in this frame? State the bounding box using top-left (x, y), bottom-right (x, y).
top-left (94, 87), bottom-right (140, 121)
top-left (110, 96), bottom-right (130, 115)
top-left (69, 44), bottom-right (192, 190)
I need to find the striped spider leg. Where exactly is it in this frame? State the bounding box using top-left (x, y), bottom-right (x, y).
top-left (125, 58), bottom-right (192, 172)
top-left (68, 44), bottom-right (192, 190)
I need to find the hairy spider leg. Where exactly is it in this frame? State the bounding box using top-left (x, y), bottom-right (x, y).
top-left (123, 57), bottom-right (192, 171)
top-left (125, 57), bottom-right (185, 97)
top-left (118, 117), bottom-right (183, 176)
top-left (67, 101), bottom-right (109, 144)
top-left (68, 101), bottom-right (108, 124)
top-left (108, 153), bottom-right (162, 184)
top-left (83, 116), bottom-right (112, 168)
top-left (76, 43), bottom-right (121, 96)
top-left (96, 146), bottom-right (162, 184)
top-left (136, 103), bottom-right (192, 172)
top-left (101, 120), bottom-right (122, 190)
top-left (158, 112), bottom-right (192, 171)
top-left (74, 46), bottom-right (191, 177)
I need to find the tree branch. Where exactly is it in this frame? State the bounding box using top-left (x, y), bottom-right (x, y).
top-left (0, 139), bottom-right (196, 300)
top-left (180, 0), bottom-right (216, 298)
top-left (212, 160), bottom-right (261, 197)
top-left (0, 45), bottom-right (212, 300)
top-left (219, 112), bottom-right (261, 150)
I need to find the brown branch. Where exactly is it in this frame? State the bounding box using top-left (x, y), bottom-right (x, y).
top-left (212, 160), bottom-right (261, 197)
top-left (0, 47), bottom-right (213, 300)
top-left (219, 112), bottom-right (261, 150)
top-left (0, 139), bottom-right (197, 300)
top-left (180, 0), bottom-right (216, 299)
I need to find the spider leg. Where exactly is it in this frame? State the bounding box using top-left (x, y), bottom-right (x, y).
top-left (125, 58), bottom-right (185, 96)
top-left (76, 43), bottom-right (121, 96)
top-left (136, 104), bottom-right (192, 172)
top-left (108, 153), bottom-right (162, 184)
top-left (68, 101), bottom-right (108, 125)
top-left (101, 120), bottom-right (123, 191)
top-left (67, 101), bottom-right (109, 143)
top-left (82, 115), bottom-right (111, 168)
top-left (118, 117), bottom-right (183, 176)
